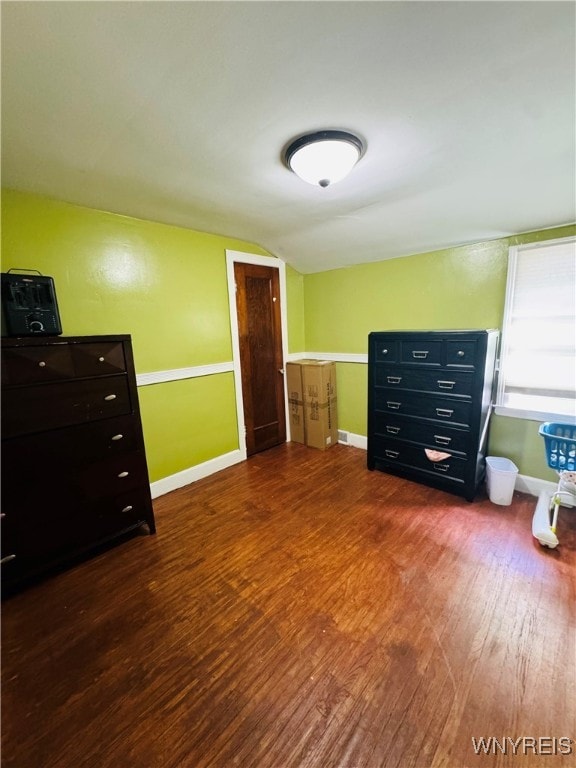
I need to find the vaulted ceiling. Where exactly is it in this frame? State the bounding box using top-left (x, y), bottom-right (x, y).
top-left (2, 1), bottom-right (575, 273)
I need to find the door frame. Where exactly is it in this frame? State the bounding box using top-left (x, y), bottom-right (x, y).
top-left (226, 250), bottom-right (290, 460)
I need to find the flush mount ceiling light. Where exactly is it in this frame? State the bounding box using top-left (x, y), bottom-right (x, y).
top-left (284, 130), bottom-right (365, 188)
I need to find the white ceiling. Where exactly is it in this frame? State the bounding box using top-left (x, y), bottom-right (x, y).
top-left (2, 1), bottom-right (575, 274)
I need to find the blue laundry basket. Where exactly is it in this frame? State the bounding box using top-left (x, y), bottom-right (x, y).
top-left (539, 422), bottom-right (576, 472)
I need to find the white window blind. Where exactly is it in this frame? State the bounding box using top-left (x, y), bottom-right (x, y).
top-left (496, 236), bottom-right (576, 421)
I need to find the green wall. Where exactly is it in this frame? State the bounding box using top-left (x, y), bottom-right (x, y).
top-left (286, 266), bottom-right (305, 353)
top-left (0, 189), bottom-right (303, 482)
top-left (303, 224), bottom-right (576, 482)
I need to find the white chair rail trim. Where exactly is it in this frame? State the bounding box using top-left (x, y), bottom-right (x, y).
top-left (136, 361), bottom-right (234, 387)
top-left (137, 353), bottom-right (367, 387)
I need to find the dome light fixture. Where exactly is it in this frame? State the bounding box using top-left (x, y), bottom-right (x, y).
top-left (284, 130), bottom-right (365, 188)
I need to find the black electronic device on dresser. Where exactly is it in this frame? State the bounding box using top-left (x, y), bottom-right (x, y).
top-left (1, 334), bottom-right (156, 593)
top-left (1, 271), bottom-right (63, 337)
top-left (367, 330), bottom-right (499, 501)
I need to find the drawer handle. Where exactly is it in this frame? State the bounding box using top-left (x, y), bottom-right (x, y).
top-left (118, 471), bottom-right (129, 478)
top-left (0, 554), bottom-right (17, 565)
top-left (436, 408), bottom-right (454, 418)
top-left (121, 505), bottom-right (133, 513)
top-left (434, 463), bottom-right (450, 472)
top-left (38, 361), bottom-right (46, 368)
top-left (457, 350), bottom-right (465, 357)
top-left (387, 376), bottom-right (402, 384)
top-left (386, 426), bottom-right (400, 435)
top-left (98, 356), bottom-right (105, 362)
top-left (111, 434), bottom-right (124, 441)
top-left (385, 449), bottom-right (399, 459)
top-left (104, 394), bottom-right (117, 401)
top-left (412, 351), bottom-right (429, 359)
top-left (386, 401), bottom-right (401, 410)
top-left (437, 380), bottom-right (455, 390)
top-left (434, 435), bottom-right (452, 446)
top-left (381, 348), bottom-right (389, 355)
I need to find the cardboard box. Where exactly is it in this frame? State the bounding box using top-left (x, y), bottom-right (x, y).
top-left (286, 360), bottom-right (338, 450)
top-left (286, 362), bottom-right (306, 444)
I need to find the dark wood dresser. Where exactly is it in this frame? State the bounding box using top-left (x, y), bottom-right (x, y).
top-left (367, 330), bottom-right (499, 501)
top-left (1, 334), bottom-right (155, 591)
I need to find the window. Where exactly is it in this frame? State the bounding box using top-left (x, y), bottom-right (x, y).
top-left (496, 236), bottom-right (576, 421)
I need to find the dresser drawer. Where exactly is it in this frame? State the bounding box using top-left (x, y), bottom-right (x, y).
top-left (400, 339), bottom-right (443, 366)
top-left (67, 415), bottom-right (140, 461)
top-left (91, 488), bottom-right (153, 537)
top-left (2, 340), bottom-right (128, 386)
top-left (371, 437), bottom-right (468, 483)
top-left (374, 367), bottom-right (475, 397)
top-left (2, 344), bottom-right (74, 385)
top-left (2, 376), bottom-right (132, 437)
top-left (374, 390), bottom-right (473, 427)
top-left (71, 341), bottom-right (127, 377)
top-left (1, 512), bottom-right (18, 567)
top-left (446, 339), bottom-right (480, 368)
top-left (2, 414), bottom-right (141, 472)
top-left (371, 413), bottom-right (470, 456)
top-left (374, 340), bottom-right (399, 363)
top-left (77, 451), bottom-right (150, 498)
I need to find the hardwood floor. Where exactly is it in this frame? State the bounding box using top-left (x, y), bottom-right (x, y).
top-left (2, 443), bottom-right (575, 768)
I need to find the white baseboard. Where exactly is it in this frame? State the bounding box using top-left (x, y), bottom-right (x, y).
top-left (150, 449), bottom-right (244, 499)
top-left (515, 474), bottom-right (559, 498)
top-left (337, 430), bottom-right (367, 450)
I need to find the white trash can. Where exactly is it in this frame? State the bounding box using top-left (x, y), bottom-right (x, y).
top-left (485, 456), bottom-right (519, 506)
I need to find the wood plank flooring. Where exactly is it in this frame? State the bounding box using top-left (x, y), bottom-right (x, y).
top-left (2, 443), bottom-right (575, 768)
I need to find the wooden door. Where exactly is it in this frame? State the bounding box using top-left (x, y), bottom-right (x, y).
top-left (234, 262), bottom-right (286, 456)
